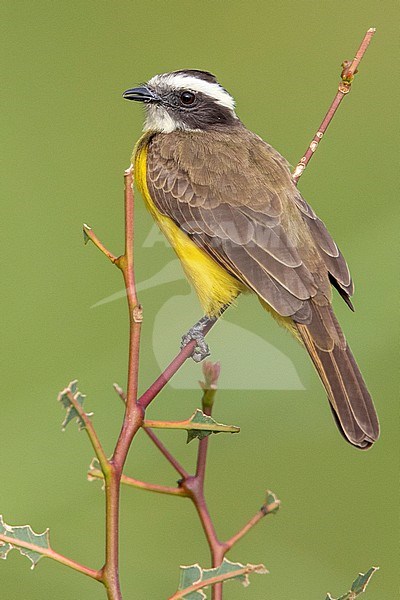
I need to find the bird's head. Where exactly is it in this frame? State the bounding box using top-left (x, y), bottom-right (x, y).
top-left (123, 69), bottom-right (238, 133)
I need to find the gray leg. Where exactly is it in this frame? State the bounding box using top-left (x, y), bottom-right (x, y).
top-left (181, 305), bottom-right (230, 362)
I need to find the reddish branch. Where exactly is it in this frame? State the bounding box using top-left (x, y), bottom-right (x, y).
top-left (84, 168), bottom-right (144, 599)
top-left (146, 365), bottom-right (278, 600)
top-left (292, 27), bottom-right (376, 184)
top-left (99, 365), bottom-right (275, 599)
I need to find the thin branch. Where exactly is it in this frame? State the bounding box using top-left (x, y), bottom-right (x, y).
top-left (113, 383), bottom-right (127, 405)
top-left (138, 318), bottom-right (218, 410)
top-left (225, 508), bottom-right (268, 550)
top-left (0, 534), bottom-right (102, 581)
top-left (99, 167), bottom-right (144, 600)
top-left (181, 364), bottom-right (227, 600)
top-left (63, 389), bottom-right (109, 474)
top-left (195, 426), bottom-right (210, 484)
top-left (348, 27), bottom-right (376, 75)
top-left (292, 27), bottom-right (376, 184)
top-left (83, 223), bottom-right (118, 264)
top-left (112, 384), bottom-right (190, 478)
top-left (196, 362), bottom-right (220, 481)
top-left (143, 427), bottom-right (189, 479)
top-left (142, 417), bottom-right (238, 434)
top-left (89, 467), bottom-right (189, 497)
top-left (168, 564), bottom-right (266, 600)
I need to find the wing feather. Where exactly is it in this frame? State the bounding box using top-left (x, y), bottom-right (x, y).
top-left (145, 128), bottom-right (351, 317)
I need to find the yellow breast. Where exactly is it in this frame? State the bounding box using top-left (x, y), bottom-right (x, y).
top-left (133, 136), bottom-right (245, 317)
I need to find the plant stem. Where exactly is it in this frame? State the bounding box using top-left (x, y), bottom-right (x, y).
top-left (292, 27), bottom-right (376, 184)
top-left (142, 417), bottom-right (239, 434)
top-left (0, 534), bottom-right (102, 581)
top-left (83, 224), bottom-right (118, 263)
top-left (102, 469), bottom-right (122, 600)
top-left (89, 467), bottom-right (189, 497)
top-left (225, 508), bottom-right (268, 550)
top-left (83, 167), bottom-right (143, 598)
top-left (99, 167), bottom-right (144, 599)
top-left (63, 388), bottom-right (109, 473)
top-left (143, 428), bottom-right (189, 479)
top-left (181, 399), bottom-right (227, 600)
top-left (168, 564), bottom-right (266, 600)
top-left (138, 318), bottom-right (218, 410)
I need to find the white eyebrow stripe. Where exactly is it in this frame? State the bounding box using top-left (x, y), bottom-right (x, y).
top-left (148, 73), bottom-right (235, 111)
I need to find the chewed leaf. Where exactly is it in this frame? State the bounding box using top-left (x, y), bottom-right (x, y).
top-left (179, 565), bottom-right (205, 600)
top-left (83, 223), bottom-right (91, 245)
top-left (87, 457), bottom-right (101, 481)
top-left (350, 567), bottom-right (378, 594)
top-left (87, 458), bottom-right (105, 490)
top-left (186, 409), bottom-right (240, 443)
top-left (325, 566), bottom-right (378, 599)
top-left (142, 410), bottom-right (239, 443)
top-left (175, 558), bottom-right (268, 599)
top-left (264, 490), bottom-right (281, 515)
top-left (58, 380), bottom-right (93, 431)
top-left (0, 516), bottom-right (50, 569)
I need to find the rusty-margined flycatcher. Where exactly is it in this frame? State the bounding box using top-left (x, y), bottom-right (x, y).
top-left (123, 69), bottom-right (379, 449)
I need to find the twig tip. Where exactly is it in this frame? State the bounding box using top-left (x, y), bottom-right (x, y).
top-left (124, 164), bottom-right (134, 176)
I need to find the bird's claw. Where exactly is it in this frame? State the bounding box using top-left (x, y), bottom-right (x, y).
top-left (181, 324), bottom-right (211, 362)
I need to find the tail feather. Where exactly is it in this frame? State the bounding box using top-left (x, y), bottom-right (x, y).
top-left (296, 304), bottom-right (379, 449)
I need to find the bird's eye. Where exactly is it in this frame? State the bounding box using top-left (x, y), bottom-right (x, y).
top-left (180, 91), bottom-right (196, 106)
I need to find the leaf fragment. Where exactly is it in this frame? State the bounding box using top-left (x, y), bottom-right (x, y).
top-left (0, 515), bottom-right (50, 569)
top-left (87, 458), bottom-right (105, 490)
top-left (83, 223), bottom-right (91, 245)
top-left (174, 558), bottom-right (268, 599)
top-left (186, 409), bottom-right (240, 443)
top-left (264, 490), bottom-right (281, 515)
top-left (142, 410), bottom-right (239, 443)
top-left (58, 380), bottom-right (93, 431)
top-left (325, 566), bottom-right (378, 600)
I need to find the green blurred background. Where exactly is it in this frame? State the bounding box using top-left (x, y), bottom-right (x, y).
top-left (1, 1), bottom-right (398, 598)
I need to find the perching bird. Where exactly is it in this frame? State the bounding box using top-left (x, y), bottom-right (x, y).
top-left (123, 69), bottom-right (379, 449)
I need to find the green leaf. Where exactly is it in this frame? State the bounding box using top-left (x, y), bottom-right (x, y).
top-left (264, 490), bottom-right (281, 515)
top-left (179, 565), bottom-right (205, 600)
top-left (58, 380), bottom-right (93, 431)
top-left (0, 516), bottom-right (50, 569)
top-left (83, 223), bottom-right (91, 245)
top-left (325, 567), bottom-right (378, 600)
top-left (176, 558), bottom-right (268, 599)
top-left (186, 409), bottom-right (240, 443)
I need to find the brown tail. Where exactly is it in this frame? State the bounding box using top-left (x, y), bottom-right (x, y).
top-left (296, 303), bottom-right (380, 449)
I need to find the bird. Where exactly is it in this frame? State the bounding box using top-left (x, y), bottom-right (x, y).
top-left (123, 69), bottom-right (379, 449)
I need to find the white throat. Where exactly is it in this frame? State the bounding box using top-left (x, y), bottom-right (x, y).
top-left (143, 104), bottom-right (192, 133)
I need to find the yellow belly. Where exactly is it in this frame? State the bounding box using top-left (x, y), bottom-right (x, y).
top-left (133, 138), bottom-right (246, 317)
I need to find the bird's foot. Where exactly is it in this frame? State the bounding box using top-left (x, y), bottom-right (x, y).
top-left (181, 316), bottom-right (214, 363)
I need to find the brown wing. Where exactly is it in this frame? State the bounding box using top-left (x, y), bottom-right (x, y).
top-left (146, 127), bottom-right (331, 322)
top-left (294, 194), bottom-right (354, 307)
top-left (144, 126), bottom-right (379, 448)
